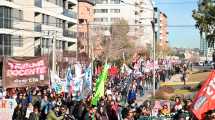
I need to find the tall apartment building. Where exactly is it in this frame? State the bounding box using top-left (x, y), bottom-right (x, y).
top-left (78, 0), bottom-right (95, 55)
top-left (93, 0), bottom-right (135, 26)
top-left (93, 0), bottom-right (154, 48)
top-left (159, 11), bottom-right (168, 44)
top-left (134, 0), bottom-right (154, 48)
top-left (0, 0), bottom-right (78, 57)
top-left (154, 8), bottom-right (168, 44)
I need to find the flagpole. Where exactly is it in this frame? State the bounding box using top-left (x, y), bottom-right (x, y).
top-left (52, 31), bottom-right (57, 73)
top-left (123, 51), bottom-right (125, 64)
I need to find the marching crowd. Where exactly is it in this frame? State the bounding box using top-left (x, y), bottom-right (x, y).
top-left (6, 59), bottom-right (194, 120)
top-left (8, 83), bottom-right (194, 120)
top-left (3, 57), bottom-right (215, 120)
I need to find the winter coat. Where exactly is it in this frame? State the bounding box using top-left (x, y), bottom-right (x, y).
top-left (127, 89), bottom-right (136, 102)
top-left (29, 112), bottom-right (40, 120)
top-left (47, 110), bottom-right (64, 120)
top-left (12, 107), bottom-right (26, 120)
top-left (96, 112), bottom-right (109, 120)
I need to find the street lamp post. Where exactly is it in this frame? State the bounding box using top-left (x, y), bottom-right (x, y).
top-left (151, 19), bottom-right (156, 97)
top-left (151, 6), bottom-right (159, 97)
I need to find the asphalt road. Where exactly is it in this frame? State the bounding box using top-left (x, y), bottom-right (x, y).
top-left (192, 65), bottom-right (212, 71)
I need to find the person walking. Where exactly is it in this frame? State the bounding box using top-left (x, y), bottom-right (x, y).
top-left (29, 107), bottom-right (40, 120)
top-left (46, 106), bottom-right (64, 120)
top-left (12, 104), bottom-right (26, 120)
top-left (96, 107), bottom-right (109, 120)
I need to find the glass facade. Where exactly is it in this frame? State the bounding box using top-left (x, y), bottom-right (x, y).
top-left (0, 7), bottom-right (12, 28)
top-left (0, 34), bottom-right (12, 56)
top-left (0, 7), bottom-right (23, 56)
top-left (42, 14), bottom-right (63, 28)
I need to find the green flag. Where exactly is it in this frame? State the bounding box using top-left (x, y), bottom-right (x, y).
top-left (91, 64), bottom-right (109, 106)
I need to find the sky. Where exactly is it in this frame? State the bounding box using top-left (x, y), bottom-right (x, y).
top-left (156, 0), bottom-right (200, 48)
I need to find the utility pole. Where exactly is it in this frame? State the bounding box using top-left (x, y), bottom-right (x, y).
top-left (152, 8), bottom-right (156, 97)
top-left (52, 31), bottom-right (57, 73)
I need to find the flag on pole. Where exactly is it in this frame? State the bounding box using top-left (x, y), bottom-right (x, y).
top-left (121, 64), bottom-right (132, 74)
top-left (70, 63), bottom-right (84, 101)
top-left (192, 70), bottom-right (215, 119)
top-left (82, 64), bottom-right (93, 98)
top-left (91, 64), bottom-right (109, 106)
top-left (51, 71), bottom-right (63, 94)
top-left (65, 66), bottom-right (73, 93)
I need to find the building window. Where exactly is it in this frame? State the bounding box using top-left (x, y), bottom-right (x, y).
top-left (46, 0), bottom-right (63, 6)
top-left (43, 14), bottom-right (63, 28)
top-left (56, 40), bottom-right (63, 49)
top-left (95, 0), bottom-right (108, 4)
top-left (110, 9), bottom-right (120, 13)
top-left (0, 34), bottom-right (12, 56)
top-left (42, 38), bottom-right (51, 48)
top-left (94, 18), bottom-right (108, 22)
top-left (0, 7), bottom-right (12, 28)
top-left (56, 0), bottom-right (63, 6)
top-left (94, 9), bottom-right (108, 13)
top-left (111, 18), bottom-right (120, 22)
top-left (12, 36), bottom-right (23, 47)
top-left (49, 16), bottom-right (56, 26)
top-left (56, 18), bottom-right (63, 28)
top-left (42, 14), bottom-right (49, 25)
top-left (110, 0), bottom-right (120, 4)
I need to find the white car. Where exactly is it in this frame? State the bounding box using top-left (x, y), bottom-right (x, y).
top-left (199, 61), bottom-right (204, 66)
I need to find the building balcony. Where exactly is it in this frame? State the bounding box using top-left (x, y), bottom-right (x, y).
top-left (63, 9), bottom-right (77, 19)
top-left (35, 0), bottom-right (42, 8)
top-left (63, 30), bottom-right (76, 38)
top-left (34, 23), bottom-right (42, 32)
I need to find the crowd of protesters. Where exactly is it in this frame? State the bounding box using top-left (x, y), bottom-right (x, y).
top-left (4, 86), bottom-right (195, 120)
top-left (1, 57), bottom-right (209, 120)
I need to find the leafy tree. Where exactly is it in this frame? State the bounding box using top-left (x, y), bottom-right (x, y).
top-left (193, 0), bottom-right (215, 47)
top-left (102, 19), bottom-right (134, 62)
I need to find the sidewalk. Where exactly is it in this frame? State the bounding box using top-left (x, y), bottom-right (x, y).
top-left (136, 90), bottom-right (152, 106)
top-left (161, 74), bottom-right (200, 86)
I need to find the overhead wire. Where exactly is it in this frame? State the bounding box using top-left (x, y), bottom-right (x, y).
top-left (0, 16), bottom-right (196, 28)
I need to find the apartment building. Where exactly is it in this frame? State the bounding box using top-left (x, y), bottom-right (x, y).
top-left (93, 0), bottom-right (154, 48)
top-left (93, 0), bottom-right (135, 27)
top-left (134, 0), bottom-right (154, 48)
top-left (78, 0), bottom-right (95, 55)
top-left (0, 0), bottom-right (78, 57)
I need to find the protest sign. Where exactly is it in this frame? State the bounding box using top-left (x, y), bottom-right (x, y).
top-left (3, 56), bottom-right (49, 88)
top-left (0, 99), bottom-right (17, 120)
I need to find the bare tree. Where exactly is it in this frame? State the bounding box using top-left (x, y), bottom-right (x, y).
top-left (103, 19), bottom-right (134, 61)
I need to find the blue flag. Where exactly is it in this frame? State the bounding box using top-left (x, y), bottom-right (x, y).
top-left (65, 65), bottom-right (73, 93)
top-left (83, 64), bottom-right (92, 98)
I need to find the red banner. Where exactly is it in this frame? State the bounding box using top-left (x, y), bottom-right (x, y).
top-left (192, 70), bottom-right (215, 119)
top-left (3, 56), bottom-right (49, 88)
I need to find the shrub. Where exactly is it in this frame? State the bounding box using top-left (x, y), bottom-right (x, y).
top-left (154, 86), bottom-right (175, 100)
top-left (159, 86), bottom-right (175, 93)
